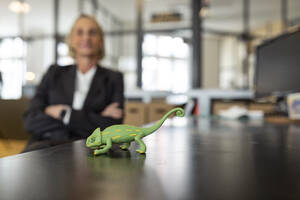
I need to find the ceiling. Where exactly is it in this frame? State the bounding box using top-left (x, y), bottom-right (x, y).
top-left (1, 0), bottom-right (300, 36)
top-left (99, 0), bottom-right (300, 32)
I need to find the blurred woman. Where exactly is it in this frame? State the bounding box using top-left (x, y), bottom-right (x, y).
top-left (23, 14), bottom-right (124, 152)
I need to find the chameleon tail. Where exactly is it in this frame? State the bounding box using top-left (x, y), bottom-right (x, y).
top-left (142, 107), bottom-right (184, 137)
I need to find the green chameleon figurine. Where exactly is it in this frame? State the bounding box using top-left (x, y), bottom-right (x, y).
top-left (86, 107), bottom-right (185, 155)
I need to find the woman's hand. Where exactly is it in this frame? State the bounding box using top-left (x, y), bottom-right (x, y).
top-left (101, 102), bottom-right (123, 119)
top-left (45, 104), bottom-right (69, 120)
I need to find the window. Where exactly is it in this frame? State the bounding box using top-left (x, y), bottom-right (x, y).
top-left (219, 37), bottom-right (246, 89)
top-left (0, 38), bottom-right (26, 99)
top-left (142, 34), bottom-right (190, 93)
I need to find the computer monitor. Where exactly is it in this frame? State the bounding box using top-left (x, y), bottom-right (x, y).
top-left (255, 29), bottom-right (300, 98)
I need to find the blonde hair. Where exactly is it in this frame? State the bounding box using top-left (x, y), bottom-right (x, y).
top-left (67, 14), bottom-right (105, 60)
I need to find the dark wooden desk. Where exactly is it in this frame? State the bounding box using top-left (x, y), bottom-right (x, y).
top-left (1, 118), bottom-right (300, 200)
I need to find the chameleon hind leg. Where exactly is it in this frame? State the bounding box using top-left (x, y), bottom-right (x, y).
top-left (134, 135), bottom-right (146, 154)
top-left (120, 142), bottom-right (131, 150)
top-left (94, 139), bottom-right (112, 155)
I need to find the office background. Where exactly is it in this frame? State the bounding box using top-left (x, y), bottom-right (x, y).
top-left (1, 0), bottom-right (300, 99)
top-left (1, 0), bottom-right (300, 157)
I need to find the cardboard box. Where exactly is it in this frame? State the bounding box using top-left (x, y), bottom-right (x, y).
top-left (148, 103), bottom-right (175, 123)
top-left (124, 102), bottom-right (147, 126)
top-left (0, 98), bottom-right (30, 140)
top-left (212, 101), bottom-right (248, 115)
top-left (248, 103), bottom-right (275, 114)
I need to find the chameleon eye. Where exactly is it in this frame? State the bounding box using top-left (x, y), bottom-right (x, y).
top-left (90, 137), bottom-right (95, 143)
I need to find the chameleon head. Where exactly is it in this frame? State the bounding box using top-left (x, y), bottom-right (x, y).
top-left (86, 128), bottom-right (102, 148)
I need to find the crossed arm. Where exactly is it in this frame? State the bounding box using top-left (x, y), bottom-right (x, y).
top-left (24, 66), bottom-right (124, 138)
top-left (45, 102), bottom-right (122, 121)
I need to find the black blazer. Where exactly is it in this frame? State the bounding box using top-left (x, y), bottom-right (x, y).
top-left (23, 64), bottom-right (124, 138)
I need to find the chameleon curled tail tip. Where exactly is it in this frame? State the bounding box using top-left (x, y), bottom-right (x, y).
top-left (175, 108), bottom-right (185, 117)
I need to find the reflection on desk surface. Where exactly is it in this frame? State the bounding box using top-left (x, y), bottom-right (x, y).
top-left (0, 117), bottom-right (300, 200)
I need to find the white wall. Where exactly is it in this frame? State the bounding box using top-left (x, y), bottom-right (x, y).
top-left (26, 39), bottom-right (55, 84)
top-left (0, 0), bottom-right (20, 36)
top-left (24, 0), bottom-right (53, 35)
top-left (59, 0), bottom-right (79, 34)
top-left (202, 35), bottom-right (221, 88)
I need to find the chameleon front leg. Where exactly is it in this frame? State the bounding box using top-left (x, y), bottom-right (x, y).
top-left (134, 135), bottom-right (146, 154)
top-left (120, 142), bottom-right (131, 150)
top-left (94, 139), bottom-right (112, 155)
